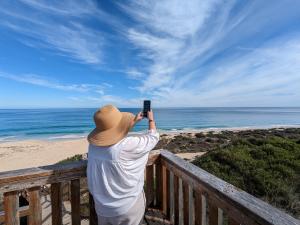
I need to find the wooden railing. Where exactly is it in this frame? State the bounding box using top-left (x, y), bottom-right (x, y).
top-left (158, 150), bottom-right (299, 225)
top-left (0, 150), bottom-right (299, 225)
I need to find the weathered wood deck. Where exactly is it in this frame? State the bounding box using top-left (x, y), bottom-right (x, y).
top-left (0, 150), bottom-right (299, 225)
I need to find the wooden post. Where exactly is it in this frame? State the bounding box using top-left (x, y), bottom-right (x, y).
top-left (218, 208), bottom-right (223, 225)
top-left (146, 165), bottom-right (154, 207)
top-left (89, 193), bottom-right (98, 225)
top-left (228, 217), bottom-right (240, 225)
top-left (202, 195), bottom-right (208, 225)
top-left (155, 161), bottom-right (163, 209)
top-left (51, 183), bottom-right (62, 225)
top-left (71, 179), bottom-right (81, 225)
top-left (162, 166), bottom-right (170, 219)
top-left (194, 190), bottom-right (202, 225)
top-left (209, 201), bottom-right (218, 225)
top-left (4, 191), bottom-right (19, 225)
top-left (173, 175), bottom-right (179, 225)
top-left (182, 181), bottom-right (189, 225)
top-left (28, 187), bottom-right (42, 225)
top-left (166, 169), bottom-right (170, 219)
top-left (62, 181), bottom-right (71, 201)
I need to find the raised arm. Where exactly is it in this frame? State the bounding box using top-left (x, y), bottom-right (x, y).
top-left (147, 110), bottom-right (156, 131)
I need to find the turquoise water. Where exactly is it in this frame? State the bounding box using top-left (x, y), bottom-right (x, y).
top-left (0, 107), bottom-right (300, 141)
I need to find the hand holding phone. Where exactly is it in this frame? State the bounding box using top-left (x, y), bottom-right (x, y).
top-left (147, 110), bottom-right (154, 121)
top-left (143, 100), bottom-right (151, 118)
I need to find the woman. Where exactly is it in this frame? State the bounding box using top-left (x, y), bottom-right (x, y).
top-left (87, 105), bottom-right (159, 225)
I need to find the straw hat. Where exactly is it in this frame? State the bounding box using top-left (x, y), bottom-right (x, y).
top-left (87, 105), bottom-right (135, 146)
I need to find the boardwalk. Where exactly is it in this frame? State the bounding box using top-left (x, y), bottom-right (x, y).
top-left (0, 150), bottom-right (298, 225)
top-left (39, 194), bottom-right (168, 225)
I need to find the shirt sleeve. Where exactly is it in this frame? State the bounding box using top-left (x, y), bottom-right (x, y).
top-left (120, 129), bottom-right (160, 161)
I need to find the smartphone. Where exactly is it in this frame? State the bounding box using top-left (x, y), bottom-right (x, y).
top-left (143, 100), bottom-right (151, 117)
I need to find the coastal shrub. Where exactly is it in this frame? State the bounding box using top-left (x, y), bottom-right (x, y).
top-left (193, 134), bottom-right (300, 218)
top-left (195, 132), bottom-right (205, 138)
top-left (59, 128), bottom-right (300, 218)
top-left (57, 154), bottom-right (84, 164)
top-left (205, 137), bottom-right (213, 142)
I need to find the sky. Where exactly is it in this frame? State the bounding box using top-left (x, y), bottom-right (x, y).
top-left (0, 0), bottom-right (300, 108)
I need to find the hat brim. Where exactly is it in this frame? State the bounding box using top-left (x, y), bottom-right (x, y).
top-left (87, 112), bottom-right (134, 146)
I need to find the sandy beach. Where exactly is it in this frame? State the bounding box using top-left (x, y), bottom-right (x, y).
top-left (1, 126), bottom-right (299, 172)
top-left (0, 130), bottom-right (207, 172)
top-left (0, 138), bottom-right (89, 172)
top-left (0, 137), bottom-right (206, 172)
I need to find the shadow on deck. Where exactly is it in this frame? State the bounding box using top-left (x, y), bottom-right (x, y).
top-left (0, 150), bottom-right (299, 225)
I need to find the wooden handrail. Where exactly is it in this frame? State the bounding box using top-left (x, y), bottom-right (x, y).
top-left (0, 150), bottom-right (161, 193)
top-left (0, 149), bottom-right (298, 225)
top-left (0, 150), bottom-right (161, 225)
top-left (159, 150), bottom-right (299, 225)
top-left (0, 160), bottom-right (87, 193)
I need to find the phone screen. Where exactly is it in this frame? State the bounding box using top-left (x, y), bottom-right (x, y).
top-left (143, 100), bottom-right (151, 117)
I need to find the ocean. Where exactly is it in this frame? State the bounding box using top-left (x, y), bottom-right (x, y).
top-left (0, 107), bottom-right (300, 142)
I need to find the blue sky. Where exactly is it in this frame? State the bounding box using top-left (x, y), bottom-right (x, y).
top-left (0, 0), bottom-right (300, 108)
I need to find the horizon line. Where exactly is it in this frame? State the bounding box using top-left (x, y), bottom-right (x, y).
top-left (1, 106), bottom-right (300, 110)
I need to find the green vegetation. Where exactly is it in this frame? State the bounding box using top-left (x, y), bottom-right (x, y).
top-left (192, 129), bottom-right (300, 218)
top-left (57, 154), bottom-right (85, 164)
top-left (58, 128), bottom-right (300, 218)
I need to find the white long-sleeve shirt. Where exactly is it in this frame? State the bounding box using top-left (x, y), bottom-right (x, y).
top-left (87, 130), bottom-right (159, 217)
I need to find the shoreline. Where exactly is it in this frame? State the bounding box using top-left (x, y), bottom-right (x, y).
top-left (0, 126), bottom-right (300, 172)
top-left (1, 124), bottom-right (300, 143)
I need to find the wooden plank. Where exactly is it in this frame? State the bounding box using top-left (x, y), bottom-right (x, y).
top-left (228, 217), bottom-right (240, 225)
top-left (0, 206), bottom-right (30, 223)
top-left (162, 167), bottom-right (170, 219)
top-left (182, 181), bottom-right (190, 225)
top-left (218, 208), bottom-right (224, 225)
top-left (202, 195), bottom-right (208, 225)
top-left (209, 202), bottom-right (218, 225)
top-left (166, 169), bottom-right (170, 219)
top-left (155, 160), bottom-right (163, 209)
top-left (0, 211), bottom-right (4, 223)
top-left (147, 150), bottom-right (161, 165)
top-left (28, 187), bottom-right (42, 225)
top-left (62, 181), bottom-right (71, 201)
top-left (144, 208), bottom-right (172, 224)
top-left (51, 183), bottom-right (62, 225)
top-left (0, 167), bottom-right (86, 193)
top-left (0, 151), bottom-right (160, 193)
top-left (174, 175), bottom-right (179, 225)
top-left (146, 165), bottom-right (154, 207)
top-left (160, 150), bottom-right (300, 225)
top-left (194, 190), bottom-right (202, 225)
top-left (169, 172), bottom-right (174, 224)
top-left (89, 193), bottom-right (98, 225)
top-left (0, 212), bottom-right (3, 223)
top-left (4, 191), bottom-right (19, 225)
top-left (71, 179), bottom-right (81, 225)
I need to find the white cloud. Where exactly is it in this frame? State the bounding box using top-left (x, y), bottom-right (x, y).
top-left (153, 37), bottom-right (300, 107)
top-left (118, 0), bottom-right (300, 106)
top-left (120, 0), bottom-right (235, 92)
top-left (18, 0), bottom-right (97, 17)
top-left (70, 95), bottom-right (143, 108)
top-left (126, 68), bottom-right (144, 80)
top-left (119, 0), bottom-right (220, 39)
top-left (0, 71), bottom-right (111, 94)
top-left (1, 0), bottom-right (300, 107)
top-left (0, 1), bottom-right (106, 64)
